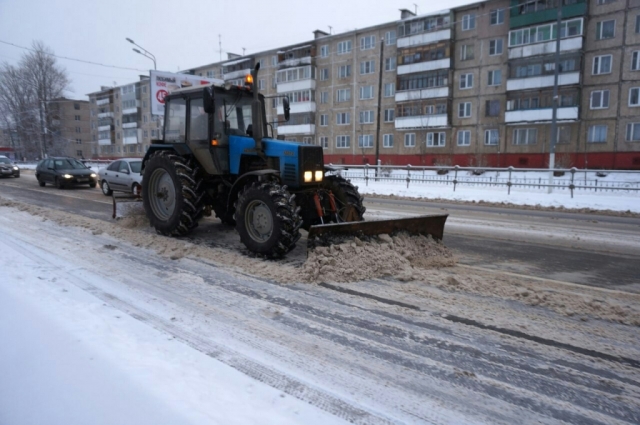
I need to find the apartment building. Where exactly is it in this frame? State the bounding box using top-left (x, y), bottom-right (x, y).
top-left (48, 98), bottom-right (91, 159)
top-left (88, 77), bottom-right (161, 158)
top-left (95, 0), bottom-right (638, 169)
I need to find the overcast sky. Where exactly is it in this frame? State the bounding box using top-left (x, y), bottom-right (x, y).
top-left (0, 0), bottom-right (476, 100)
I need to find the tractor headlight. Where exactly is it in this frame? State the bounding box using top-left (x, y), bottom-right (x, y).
top-left (304, 171), bottom-right (312, 182)
top-left (63, 174), bottom-right (73, 179)
top-left (315, 171), bottom-right (323, 182)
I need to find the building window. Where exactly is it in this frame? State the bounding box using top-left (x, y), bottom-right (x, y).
top-left (75, 127), bottom-right (81, 133)
top-left (320, 114), bottom-right (328, 126)
top-left (74, 115), bottom-right (80, 121)
top-left (320, 45), bottom-right (329, 57)
top-left (588, 125), bottom-right (608, 143)
top-left (457, 130), bottom-right (471, 146)
top-left (427, 132), bottom-right (446, 147)
top-left (320, 68), bottom-right (329, 81)
top-left (383, 134), bottom-right (394, 147)
top-left (384, 83), bottom-right (395, 97)
top-left (509, 18), bottom-right (583, 47)
top-left (462, 14), bottom-right (476, 31)
top-left (360, 60), bottom-right (375, 75)
top-left (143, 86), bottom-right (147, 93)
top-left (385, 31), bottom-right (397, 45)
top-left (360, 85), bottom-right (374, 99)
top-left (358, 135), bottom-right (374, 148)
top-left (143, 115), bottom-right (148, 123)
top-left (258, 79), bottom-right (265, 90)
top-left (461, 44), bottom-right (474, 61)
top-left (485, 129), bottom-right (499, 145)
top-left (490, 9), bottom-right (504, 25)
top-left (271, 56), bottom-right (277, 66)
top-left (384, 109), bottom-right (395, 122)
top-left (74, 103), bottom-right (80, 110)
top-left (360, 35), bottom-right (376, 50)
top-left (636, 15), bottom-right (640, 34)
top-left (590, 90), bottom-right (610, 109)
top-left (632, 51), bottom-right (640, 71)
top-left (336, 135), bottom-right (350, 148)
top-left (459, 73), bottom-right (473, 89)
top-left (336, 112), bottom-right (350, 125)
top-left (630, 87), bottom-right (640, 106)
top-left (76, 150), bottom-right (83, 157)
top-left (596, 20), bottom-right (616, 40)
top-left (151, 130), bottom-right (156, 137)
top-left (626, 123), bottom-right (640, 141)
top-left (320, 91), bottom-right (329, 104)
top-left (75, 138), bottom-right (82, 144)
top-left (338, 64), bottom-right (352, 78)
top-left (404, 133), bottom-right (416, 147)
top-left (489, 39), bottom-right (503, 56)
top-left (337, 40), bottom-right (352, 55)
top-left (336, 88), bottom-right (350, 102)
top-left (385, 57), bottom-right (396, 71)
top-left (488, 69), bottom-right (502, 86)
top-left (557, 126), bottom-right (571, 144)
top-left (597, 0), bottom-right (617, 3)
top-left (458, 102), bottom-right (472, 118)
top-left (592, 55), bottom-right (612, 75)
top-left (486, 100), bottom-right (501, 116)
top-left (513, 128), bottom-right (537, 145)
top-left (319, 137), bottom-right (328, 148)
top-left (302, 137), bottom-right (312, 144)
top-left (359, 110), bottom-right (374, 123)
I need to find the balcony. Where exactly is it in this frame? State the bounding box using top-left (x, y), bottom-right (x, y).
top-left (395, 114), bottom-right (448, 129)
top-left (276, 124), bottom-right (315, 135)
top-left (277, 79), bottom-right (316, 93)
top-left (395, 87), bottom-right (449, 102)
top-left (509, 37), bottom-right (582, 59)
top-left (506, 72), bottom-right (580, 91)
top-left (224, 68), bottom-right (251, 80)
top-left (122, 107), bottom-right (138, 115)
top-left (505, 106), bottom-right (578, 123)
top-left (123, 135), bottom-right (138, 145)
top-left (398, 58), bottom-right (450, 75)
top-left (96, 98), bottom-right (110, 106)
top-left (277, 102), bottom-right (316, 115)
top-left (98, 138), bottom-right (112, 145)
top-left (510, 1), bottom-right (587, 29)
top-left (97, 125), bottom-right (112, 132)
top-left (397, 29), bottom-right (451, 48)
top-left (97, 112), bottom-right (113, 119)
top-left (122, 122), bottom-right (138, 129)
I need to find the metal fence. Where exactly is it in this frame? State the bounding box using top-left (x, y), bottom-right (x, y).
top-left (333, 164), bottom-right (640, 198)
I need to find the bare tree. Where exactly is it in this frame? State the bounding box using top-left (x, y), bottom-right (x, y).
top-left (0, 41), bottom-right (70, 159)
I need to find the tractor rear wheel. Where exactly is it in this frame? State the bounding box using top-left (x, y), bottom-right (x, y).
top-left (142, 151), bottom-right (203, 236)
top-left (235, 181), bottom-right (302, 258)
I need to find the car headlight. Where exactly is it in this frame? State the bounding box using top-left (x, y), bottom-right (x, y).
top-left (90, 173), bottom-right (97, 178)
top-left (63, 174), bottom-right (73, 179)
top-left (13, 166), bottom-right (18, 170)
top-left (304, 171), bottom-right (312, 182)
top-left (315, 171), bottom-right (323, 182)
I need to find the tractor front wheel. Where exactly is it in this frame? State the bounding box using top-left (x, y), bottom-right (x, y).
top-left (235, 181), bottom-right (302, 258)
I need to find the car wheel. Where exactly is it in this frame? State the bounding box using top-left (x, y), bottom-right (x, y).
top-left (132, 182), bottom-right (141, 196)
top-left (101, 180), bottom-right (113, 196)
top-left (38, 177), bottom-right (45, 187)
top-left (55, 177), bottom-right (64, 189)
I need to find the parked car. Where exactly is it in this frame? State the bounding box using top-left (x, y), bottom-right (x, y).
top-left (0, 155), bottom-right (20, 178)
top-left (98, 158), bottom-right (142, 196)
top-left (35, 157), bottom-right (98, 189)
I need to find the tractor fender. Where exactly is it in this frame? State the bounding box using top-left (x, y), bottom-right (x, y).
top-left (141, 144), bottom-right (193, 172)
top-left (226, 169), bottom-right (280, 213)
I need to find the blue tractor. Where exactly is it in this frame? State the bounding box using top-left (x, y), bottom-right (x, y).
top-left (141, 65), bottom-right (446, 257)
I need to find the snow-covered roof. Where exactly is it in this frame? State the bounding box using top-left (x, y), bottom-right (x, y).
top-left (222, 58), bottom-right (252, 67)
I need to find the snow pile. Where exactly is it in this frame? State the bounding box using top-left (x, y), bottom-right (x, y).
top-left (302, 233), bottom-right (455, 283)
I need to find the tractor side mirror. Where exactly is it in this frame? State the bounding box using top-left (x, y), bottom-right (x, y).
top-left (283, 96), bottom-right (290, 121)
top-left (203, 86), bottom-right (214, 114)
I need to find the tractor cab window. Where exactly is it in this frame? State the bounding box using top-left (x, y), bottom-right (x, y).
top-left (189, 98), bottom-right (208, 141)
top-left (218, 93), bottom-right (253, 136)
top-left (165, 98), bottom-right (186, 142)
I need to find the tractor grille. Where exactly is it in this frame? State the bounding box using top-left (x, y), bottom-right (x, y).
top-left (283, 163), bottom-right (297, 183)
top-left (299, 145), bottom-right (324, 171)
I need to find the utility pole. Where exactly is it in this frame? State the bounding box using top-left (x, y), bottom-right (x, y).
top-left (374, 39), bottom-right (384, 179)
top-left (548, 10), bottom-right (562, 194)
top-left (39, 100), bottom-right (47, 159)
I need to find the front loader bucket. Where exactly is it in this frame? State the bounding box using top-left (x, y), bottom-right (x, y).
top-left (307, 214), bottom-right (448, 251)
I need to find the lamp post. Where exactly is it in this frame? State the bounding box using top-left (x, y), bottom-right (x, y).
top-left (126, 38), bottom-right (156, 70)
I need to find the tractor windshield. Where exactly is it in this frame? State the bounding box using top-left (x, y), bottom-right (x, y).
top-left (218, 92), bottom-right (254, 137)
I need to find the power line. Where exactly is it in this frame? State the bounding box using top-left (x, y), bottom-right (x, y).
top-left (0, 39), bottom-right (148, 72)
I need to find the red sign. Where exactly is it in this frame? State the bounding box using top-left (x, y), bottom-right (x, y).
top-left (156, 89), bottom-right (168, 104)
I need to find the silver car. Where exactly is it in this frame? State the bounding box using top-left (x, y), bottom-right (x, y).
top-left (98, 158), bottom-right (142, 196)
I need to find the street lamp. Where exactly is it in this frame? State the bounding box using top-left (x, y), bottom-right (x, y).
top-left (126, 38), bottom-right (156, 70)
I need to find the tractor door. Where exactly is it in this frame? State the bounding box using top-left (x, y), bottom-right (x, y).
top-left (187, 96), bottom-right (228, 175)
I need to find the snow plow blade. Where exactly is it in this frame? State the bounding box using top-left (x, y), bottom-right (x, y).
top-left (112, 192), bottom-right (144, 219)
top-left (307, 214), bottom-right (448, 250)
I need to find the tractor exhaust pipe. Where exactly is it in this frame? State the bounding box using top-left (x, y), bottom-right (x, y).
top-left (250, 63), bottom-right (264, 154)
